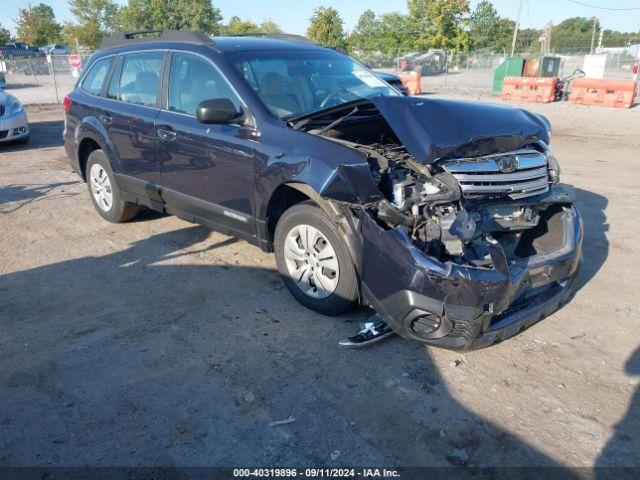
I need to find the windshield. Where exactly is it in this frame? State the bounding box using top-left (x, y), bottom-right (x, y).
top-left (228, 49), bottom-right (400, 119)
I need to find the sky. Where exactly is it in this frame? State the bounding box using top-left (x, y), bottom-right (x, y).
top-left (1, 0), bottom-right (639, 37)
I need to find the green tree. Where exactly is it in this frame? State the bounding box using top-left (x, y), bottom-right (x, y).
top-left (16, 3), bottom-right (63, 46)
top-left (602, 29), bottom-right (640, 48)
top-left (349, 9), bottom-right (380, 52)
top-left (469, 1), bottom-right (502, 51)
top-left (222, 16), bottom-right (261, 35)
top-left (63, 0), bottom-right (120, 49)
top-left (306, 6), bottom-right (347, 50)
top-left (0, 23), bottom-right (11, 44)
top-left (260, 19), bottom-right (282, 34)
top-left (517, 27), bottom-right (542, 53)
top-left (551, 17), bottom-right (599, 52)
top-left (408, 0), bottom-right (470, 51)
top-left (376, 12), bottom-right (412, 53)
top-left (119, 0), bottom-right (223, 35)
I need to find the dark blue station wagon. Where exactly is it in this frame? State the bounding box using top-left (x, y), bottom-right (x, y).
top-left (64, 31), bottom-right (583, 350)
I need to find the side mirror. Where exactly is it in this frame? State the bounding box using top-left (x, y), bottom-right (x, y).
top-left (196, 98), bottom-right (242, 124)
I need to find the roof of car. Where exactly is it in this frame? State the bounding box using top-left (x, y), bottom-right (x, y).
top-left (212, 36), bottom-right (327, 53)
top-left (100, 30), bottom-right (329, 54)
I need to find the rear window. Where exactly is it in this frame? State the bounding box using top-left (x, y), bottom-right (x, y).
top-left (81, 57), bottom-right (113, 96)
top-left (117, 52), bottom-right (164, 107)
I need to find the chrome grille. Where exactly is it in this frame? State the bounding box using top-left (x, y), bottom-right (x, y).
top-left (443, 150), bottom-right (549, 200)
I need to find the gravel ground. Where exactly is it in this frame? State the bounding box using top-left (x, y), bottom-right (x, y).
top-left (0, 98), bottom-right (639, 474)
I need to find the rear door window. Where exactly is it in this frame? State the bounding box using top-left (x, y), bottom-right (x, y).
top-left (118, 52), bottom-right (164, 107)
top-left (81, 57), bottom-right (114, 96)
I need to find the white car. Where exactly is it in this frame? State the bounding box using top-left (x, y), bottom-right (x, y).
top-left (0, 90), bottom-right (29, 144)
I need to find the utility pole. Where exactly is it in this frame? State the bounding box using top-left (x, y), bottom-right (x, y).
top-left (510, 0), bottom-right (523, 56)
top-left (598, 29), bottom-right (604, 52)
top-left (590, 17), bottom-right (597, 54)
top-left (545, 21), bottom-right (553, 55)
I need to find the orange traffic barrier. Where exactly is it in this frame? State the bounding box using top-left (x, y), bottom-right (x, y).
top-left (568, 78), bottom-right (637, 108)
top-left (400, 71), bottom-right (422, 95)
top-left (501, 76), bottom-right (556, 103)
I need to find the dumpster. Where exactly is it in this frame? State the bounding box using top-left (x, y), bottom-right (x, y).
top-left (493, 55), bottom-right (560, 93)
top-left (493, 56), bottom-right (525, 93)
top-left (523, 56), bottom-right (560, 78)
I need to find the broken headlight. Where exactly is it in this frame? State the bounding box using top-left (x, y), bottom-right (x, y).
top-left (546, 152), bottom-right (561, 184)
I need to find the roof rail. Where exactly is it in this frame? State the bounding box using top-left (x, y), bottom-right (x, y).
top-left (100, 30), bottom-right (214, 50)
top-left (222, 33), bottom-right (314, 44)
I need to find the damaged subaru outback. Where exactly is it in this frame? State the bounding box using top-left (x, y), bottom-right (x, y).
top-left (64, 31), bottom-right (583, 350)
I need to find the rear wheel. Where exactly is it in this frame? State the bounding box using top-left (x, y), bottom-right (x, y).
top-left (86, 150), bottom-right (138, 223)
top-left (274, 202), bottom-right (358, 316)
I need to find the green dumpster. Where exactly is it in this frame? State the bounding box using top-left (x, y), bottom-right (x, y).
top-left (493, 56), bottom-right (525, 93)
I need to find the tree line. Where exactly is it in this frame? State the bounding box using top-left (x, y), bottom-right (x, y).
top-left (1, 0), bottom-right (281, 50)
top-left (1, 0), bottom-right (639, 54)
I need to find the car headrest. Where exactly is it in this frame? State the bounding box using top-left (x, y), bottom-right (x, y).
top-left (135, 71), bottom-right (158, 93)
top-left (260, 72), bottom-right (287, 96)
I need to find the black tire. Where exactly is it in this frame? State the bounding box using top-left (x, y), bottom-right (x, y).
top-left (85, 149), bottom-right (139, 223)
top-left (274, 202), bottom-right (359, 316)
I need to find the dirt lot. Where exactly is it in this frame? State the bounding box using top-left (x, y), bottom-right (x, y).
top-left (1, 98), bottom-right (639, 473)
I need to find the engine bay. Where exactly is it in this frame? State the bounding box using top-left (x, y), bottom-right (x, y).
top-left (298, 109), bottom-right (562, 267)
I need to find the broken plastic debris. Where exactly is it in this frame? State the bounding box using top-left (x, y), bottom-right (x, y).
top-left (269, 416), bottom-right (295, 427)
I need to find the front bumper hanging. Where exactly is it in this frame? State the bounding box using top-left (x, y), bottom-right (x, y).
top-left (360, 202), bottom-right (583, 351)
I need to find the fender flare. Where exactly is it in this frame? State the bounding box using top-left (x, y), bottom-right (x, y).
top-left (285, 182), bottom-right (365, 293)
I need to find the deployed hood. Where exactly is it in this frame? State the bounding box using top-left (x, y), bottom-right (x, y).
top-left (368, 96), bottom-right (550, 163)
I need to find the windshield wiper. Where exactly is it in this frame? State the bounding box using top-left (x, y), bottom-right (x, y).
top-left (288, 99), bottom-right (371, 130)
top-left (312, 106), bottom-right (360, 135)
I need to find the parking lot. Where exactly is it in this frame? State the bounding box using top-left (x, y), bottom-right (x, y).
top-left (0, 97), bottom-right (639, 472)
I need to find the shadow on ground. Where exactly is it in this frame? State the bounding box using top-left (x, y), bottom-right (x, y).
top-left (574, 187), bottom-right (608, 290)
top-left (0, 119), bottom-right (64, 152)
top-left (0, 182), bottom-right (79, 213)
top-left (0, 220), bottom-right (595, 475)
top-left (0, 123), bottom-right (620, 473)
top-left (597, 347), bottom-right (640, 477)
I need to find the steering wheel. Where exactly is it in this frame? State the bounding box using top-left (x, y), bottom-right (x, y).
top-left (319, 87), bottom-right (351, 109)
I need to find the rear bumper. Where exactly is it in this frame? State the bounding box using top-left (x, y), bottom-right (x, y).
top-left (0, 110), bottom-right (29, 142)
top-left (361, 201), bottom-right (583, 351)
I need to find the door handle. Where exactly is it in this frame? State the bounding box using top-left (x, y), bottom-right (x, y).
top-left (99, 114), bottom-right (112, 125)
top-left (157, 128), bottom-right (177, 141)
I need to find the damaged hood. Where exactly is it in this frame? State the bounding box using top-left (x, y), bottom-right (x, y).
top-left (368, 96), bottom-right (550, 164)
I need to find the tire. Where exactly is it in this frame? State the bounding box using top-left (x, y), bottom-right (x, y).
top-left (274, 202), bottom-right (359, 316)
top-left (13, 135), bottom-right (29, 145)
top-left (85, 149), bottom-right (139, 223)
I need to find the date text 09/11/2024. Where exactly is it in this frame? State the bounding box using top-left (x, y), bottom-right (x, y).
top-left (232, 468), bottom-right (401, 477)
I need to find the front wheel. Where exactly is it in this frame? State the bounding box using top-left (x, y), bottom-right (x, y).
top-left (274, 203), bottom-right (359, 316)
top-left (86, 150), bottom-right (139, 223)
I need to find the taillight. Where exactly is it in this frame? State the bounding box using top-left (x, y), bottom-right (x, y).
top-left (63, 96), bottom-right (71, 112)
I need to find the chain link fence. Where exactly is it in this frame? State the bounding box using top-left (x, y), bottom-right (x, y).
top-left (0, 52), bottom-right (92, 104)
top-left (1, 48), bottom-right (638, 105)
top-left (353, 50), bottom-right (639, 94)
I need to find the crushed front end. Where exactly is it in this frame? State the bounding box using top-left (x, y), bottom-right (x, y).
top-left (357, 145), bottom-right (582, 350)
top-left (297, 97), bottom-right (583, 350)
